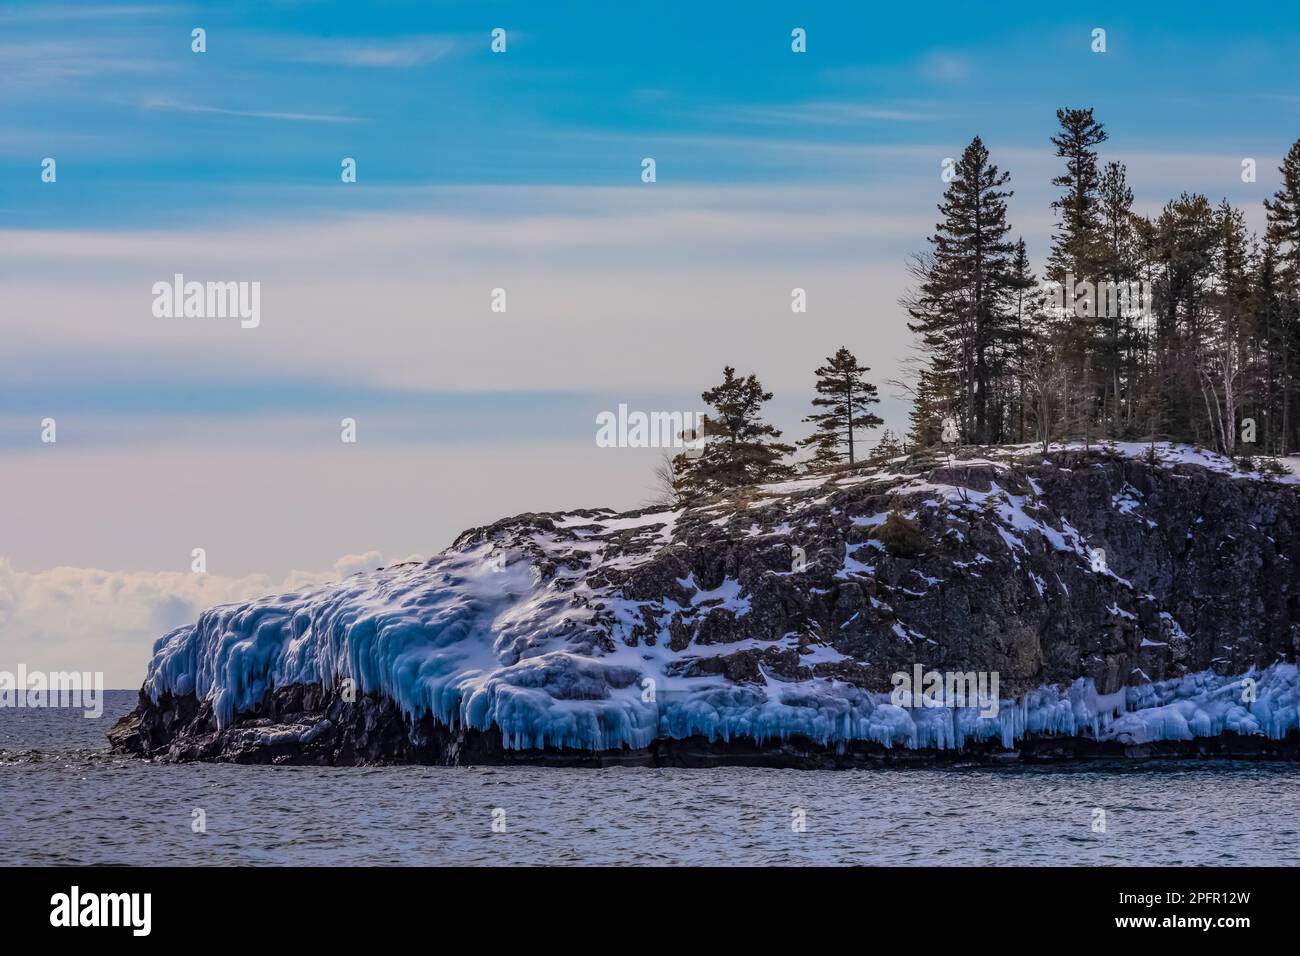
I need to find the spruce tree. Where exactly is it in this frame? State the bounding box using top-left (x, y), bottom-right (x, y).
top-left (1097, 160), bottom-right (1139, 433)
top-left (1007, 238), bottom-right (1036, 442)
top-left (1047, 108), bottom-right (1108, 283)
top-left (895, 109), bottom-right (1300, 458)
top-left (797, 347), bottom-right (883, 467)
top-left (1150, 193), bottom-right (1218, 444)
top-left (904, 136), bottom-right (1016, 445)
top-left (1046, 109), bottom-right (1109, 445)
top-left (869, 428), bottom-right (905, 463)
top-left (1249, 241), bottom-right (1285, 453)
top-left (672, 366), bottom-right (794, 498)
top-left (1264, 139), bottom-right (1300, 452)
top-left (906, 365), bottom-right (954, 448)
top-left (1264, 140), bottom-right (1300, 293)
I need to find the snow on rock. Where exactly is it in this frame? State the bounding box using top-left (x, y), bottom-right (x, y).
top-left (142, 544), bottom-right (1300, 754)
top-left (136, 444), bottom-right (1300, 757)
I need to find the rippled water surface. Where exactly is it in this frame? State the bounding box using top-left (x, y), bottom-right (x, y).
top-left (3, 691), bottom-right (1298, 866)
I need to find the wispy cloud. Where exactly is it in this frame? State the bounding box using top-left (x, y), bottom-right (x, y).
top-left (141, 94), bottom-right (361, 123)
top-left (0, 185), bottom-right (929, 272)
top-left (919, 51), bottom-right (973, 85)
top-left (274, 34), bottom-right (460, 69)
top-left (0, 126), bottom-right (112, 155)
top-left (0, 3), bottom-right (173, 24)
top-left (714, 101), bottom-right (936, 126)
top-left (0, 40), bottom-right (170, 86)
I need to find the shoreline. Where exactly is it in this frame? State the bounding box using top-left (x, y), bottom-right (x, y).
top-left (108, 685), bottom-right (1300, 769)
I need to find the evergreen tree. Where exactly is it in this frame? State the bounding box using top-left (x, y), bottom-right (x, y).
top-left (906, 364), bottom-right (954, 448)
top-left (1264, 140), bottom-right (1300, 293)
top-left (1198, 201), bottom-right (1253, 455)
top-left (1248, 241), bottom-right (1286, 452)
top-left (1264, 139), bottom-right (1300, 452)
top-left (1045, 109), bottom-right (1109, 446)
top-left (1149, 193), bottom-right (1218, 443)
top-left (672, 366), bottom-right (794, 498)
top-left (904, 136), bottom-right (1017, 445)
top-left (1097, 161), bottom-right (1140, 433)
top-left (1047, 108), bottom-right (1109, 283)
top-left (897, 109), bottom-right (1299, 461)
top-left (1006, 238), bottom-right (1037, 442)
top-left (798, 347), bottom-right (883, 467)
top-left (869, 427), bottom-right (905, 463)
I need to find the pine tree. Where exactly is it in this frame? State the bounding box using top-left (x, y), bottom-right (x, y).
top-left (904, 136), bottom-right (1017, 445)
top-left (1047, 108), bottom-right (1108, 283)
top-left (1264, 140), bottom-right (1300, 293)
top-left (1097, 161), bottom-right (1140, 434)
top-left (1249, 241), bottom-right (1285, 453)
top-left (1046, 109), bottom-right (1109, 445)
top-left (869, 428), bottom-right (905, 463)
top-left (1006, 238), bottom-right (1036, 442)
top-left (672, 366), bottom-right (794, 498)
top-left (797, 347), bottom-right (883, 467)
top-left (1264, 139), bottom-right (1300, 452)
top-left (1149, 193), bottom-right (1218, 444)
top-left (896, 109), bottom-right (1299, 459)
top-left (906, 364), bottom-right (954, 448)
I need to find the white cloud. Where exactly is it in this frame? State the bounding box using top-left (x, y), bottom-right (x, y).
top-left (140, 94), bottom-right (361, 124)
top-left (0, 552), bottom-right (422, 688)
top-left (331, 550), bottom-right (386, 578)
top-left (0, 39), bottom-right (171, 88)
top-left (1, 184), bottom-right (927, 264)
top-left (0, 185), bottom-right (926, 403)
top-left (919, 51), bottom-right (972, 85)
top-left (276, 35), bottom-right (459, 69)
top-left (0, 5), bottom-right (171, 23)
top-left (703, 101), bottom-right (936, 126)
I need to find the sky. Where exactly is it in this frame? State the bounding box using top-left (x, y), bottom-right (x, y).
top-left (4, 0), bottom-right (1300, 685)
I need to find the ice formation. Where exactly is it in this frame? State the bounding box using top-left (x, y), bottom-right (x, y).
top-left (143, 476), bottom-right (1300, 754)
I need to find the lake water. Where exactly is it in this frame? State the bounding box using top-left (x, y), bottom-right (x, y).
top-left (3, 690), bottom-right (1298, 866)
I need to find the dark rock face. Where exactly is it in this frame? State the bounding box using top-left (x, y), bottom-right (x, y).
top-left (592, 449), bottom-right (1300, 697)
top-left (110, 448), bottom-right (1300, 766)
top-left (109, 686), bottom-right (484, 766)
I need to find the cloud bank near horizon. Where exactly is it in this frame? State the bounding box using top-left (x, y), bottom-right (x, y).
top-left (0, 550), bottom-right (421, 688)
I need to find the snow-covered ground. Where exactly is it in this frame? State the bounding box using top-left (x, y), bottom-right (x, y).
top-left (990, 440), bottom-right (1300, 484)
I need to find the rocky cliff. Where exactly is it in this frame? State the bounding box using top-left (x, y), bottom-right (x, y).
top-left (109, 443), bottom-right (1300, 766)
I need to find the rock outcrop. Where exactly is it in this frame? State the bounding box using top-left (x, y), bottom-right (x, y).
top-left (109, 443), bottom-right (1300, 766)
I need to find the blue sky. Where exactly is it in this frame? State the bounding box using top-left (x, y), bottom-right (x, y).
top-left (5, 0), bottom-right (1298, 228)
top-left (6, 0), bottom-right (1300, 682)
